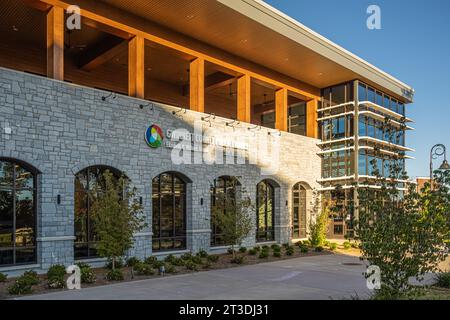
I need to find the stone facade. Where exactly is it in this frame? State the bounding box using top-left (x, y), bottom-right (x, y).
top-left (0, 67), bottom-right (321, 274)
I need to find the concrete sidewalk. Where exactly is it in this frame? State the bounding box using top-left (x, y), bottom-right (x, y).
top-left (17, 254), bottom-right (373, 300)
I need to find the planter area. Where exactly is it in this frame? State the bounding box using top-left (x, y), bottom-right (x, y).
top-left (0, 242), bottom-right (334, 299)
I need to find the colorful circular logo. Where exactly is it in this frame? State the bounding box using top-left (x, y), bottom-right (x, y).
top-left (145, 125), bottom-right (164, 148)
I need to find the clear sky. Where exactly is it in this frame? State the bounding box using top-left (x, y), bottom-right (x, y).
top-left (265, 0), bottom-right (450, 179)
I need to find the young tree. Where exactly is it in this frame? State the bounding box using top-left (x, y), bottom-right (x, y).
top-left (89, 170), bottom-right (146, 270)
top-left (308, 191), bottom-right (329, 247)
top-left (211, 182), bottom-right (254, 259)
top-left (356, 153), bottom-right (449, 299)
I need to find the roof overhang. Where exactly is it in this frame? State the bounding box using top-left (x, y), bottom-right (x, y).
top-left (92, 0), bottom-right (414, 103)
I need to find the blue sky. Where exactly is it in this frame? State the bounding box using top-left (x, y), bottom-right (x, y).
top-left (265, 0), bottom-right (450, 179)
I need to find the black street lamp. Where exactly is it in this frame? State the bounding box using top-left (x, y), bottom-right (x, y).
top-left (430, 144), bottom-right (450, 188)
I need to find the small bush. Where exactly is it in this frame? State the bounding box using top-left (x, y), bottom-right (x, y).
top-left (302, 240), bottom-right (312, 247)
top-left (261, 245), bottom-right (269, 251)
top-left (134, 262), bottom-right (155, 276)
top-left (181, 253), bottom-right (194, 261)
top-left (8, 277), bottom-right (34, 295)
top-left (184, 260), bottom-right (199, 271)
top-left (300, 245), bottom-right (309, 253)
top-left (248, 248), bottom-right (257, 255)
top-left (207, 255), bottom-right (219, 263)
top-left (126, 257), bottom-right (141, 268)
top-left (191, 256), bottom-right (203, 265)
top-left (329, 243), bottom-right (338, 251)
top-left (315, 246), bottom-right (324, 252)
top-left (153, 260), bottom-right (165, 269)
top-left (285, 246), bottom-right (294, 256)
top-left (105, 258), bottom-right (124, 270)
top-left (239, 247), bottom-right (247, 253)
top-left (343, 241), bottom-right (352, 250)
top-left (254, 246), bottom-right (261, 252)
top-left (76, 263), bottom-right (96, 284)
top-left (282, 243), bottom-right (290, 249)
top-left (435, 272), bottom-right (450, 288)
top-left (0, 272), bottom-right (7, 283)
top-left (197, 250), bottom-right (208, 258)
top-left (23, 270), bottom-right (40, 286)
top-left (351, 242), bottom-right (359, 249)
top-left (273, 251), bottom-right (281, 258)
top-left (258, 250), bottom-right (269, 259)
top-left (47, 265), bottom-right (66, 289)
top-left (165, 264), bottom-right (177, 274)
top-left (164, 254), bottom-right (177, 264)
top-left (144, 256), bottom-right (158, 266)
top-left (106, 268), bottom-right (124, 281)
top-left (231, 255), bottom-right (245, 264)
top-left (324, 240), bottom-right (331, 247)
top-left (271, 244), bottom-right (281, 251)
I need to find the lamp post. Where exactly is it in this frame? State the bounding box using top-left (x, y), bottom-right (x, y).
top-left (430, 144), bottom-right (450, 189)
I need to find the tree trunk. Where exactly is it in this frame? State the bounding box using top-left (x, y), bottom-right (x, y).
top-left (112, 257), bottom-right (116, 270)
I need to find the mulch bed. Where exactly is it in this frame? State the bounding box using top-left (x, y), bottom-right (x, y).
top-left (0, 247), bottom-right (332, 300)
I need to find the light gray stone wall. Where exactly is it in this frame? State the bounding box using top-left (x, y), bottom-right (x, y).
top-left (0, 67), bottom-right (321, 273)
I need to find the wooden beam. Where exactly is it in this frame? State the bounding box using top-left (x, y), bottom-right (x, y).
top-left (46, 6), bottom-right (64, 80)
top-left (189, 58), bottom-right (204, 113)
top-left (79, 35), bottom-right (127, 71)
top-left (128, 35), bottom-right (145, 99)
top-left (205, 72), bottom-right (235, 92)
top-left (275, 88), bottom-right (288, 132)
top-left (237, 74), bottom-right (251, 123)
top-left (307, 99), bottom-right (319, 138)
top-left (21, 0), bottom-right (51, 11)
top-left (32, 0), bottom-right (321, 101)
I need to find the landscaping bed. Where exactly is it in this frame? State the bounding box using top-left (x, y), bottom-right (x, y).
top-left (0, 242), bottom-right (336, 299)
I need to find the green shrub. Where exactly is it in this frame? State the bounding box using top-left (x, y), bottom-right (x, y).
top-left (105, 258), bottom-right (124, 269)
top-left (106, 268), bottom-right (124, 281)
top-left (76, 263), bottom-right (96, 284)
top-left (239, 247), bottom-right (247, 253)
top-left (134, 262), bottom-right (155, 276)
top-left (184, 260), bottom-right (199, 271)
top-left (231, 255), bottom-right (245, 264)
top-left (165, 264), bottom-right (177, 274)
top-left (126, 257), bottom-right (141, 268)
top-left (435, 272), bottom-right (450, 288)
top-left (351, 242), bottom-right (359, 249)
top-left (197, 250), bottom-right (208, 258)
top-left (273, 251), bottom-right (281, 258)
top-left (248, 248), bottom-right (257, 255)
top-left (324, 240), bottom-right (331, 247)
top-left (153, 260), bottom-right (165, 269)
top-left (285, 246), bottom-right (294, 256)
top-left (282, 243), bottom-right (290, 248)
top-left (261, 245), bottom-right (269, 251)
top-left (8, 277), bottom-right (34, 295)
top-left (0, 272), bottom-right (7, 283)
top-left (329, 243), bottom-right (338, 251)
top-left (181, 253), bottom-right (194, 261)
top-left (315, 246), bottom-right (324, 252)
top-left (47, 265), bottom-right (66, 289)
top-left (207, 255), bottom-right (219, 263)
top-left (254, 246), bottom-right (261, 252)
top-left (144, 256), bottom-right (158, 266)
top-left (273, 246), bottom-right (281, 253)
top-left (343, 241), bottom-right (352, 250)
top-left (302, 240), bottom-right (312, 247)
top-left (191, 255), bottom-right (203, 265)
top-left (258, 250), bottom-right (269, 259)
top-left (23, 270), bottom-right (40, 286)
top-left (300, 245), bottom-right (309, 253)
top-left (164, 254), bottom-right (177, 264)
top-left (271, 244), bottom-right (280, 251)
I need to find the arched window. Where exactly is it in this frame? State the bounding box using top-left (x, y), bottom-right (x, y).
top-left (74, 166), bottom-right (122, 259)
top-left (256, 180), bottom-right (275, 242)
top-left (292, 183), bottom-right (307, 239)
top-left (0, 159), bottom-right (37, 266)
top-left (152, 172), bottom-right (186, 251)
top-left (210, 176), bottom-right (241, 247)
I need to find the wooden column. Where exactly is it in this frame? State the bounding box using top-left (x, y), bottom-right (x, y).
top-left (237, 74), bottom-right (251, 123)
top-left (189, 58), bottom-right (205, 112)
top-left (306, 99), bottom-right (319, 138)
top-left (275, 88), bottom-right (288, 131)
top-left (128, 35), bottom-right (145, 99)
top-left (46, 6), bottom-right (64, 80)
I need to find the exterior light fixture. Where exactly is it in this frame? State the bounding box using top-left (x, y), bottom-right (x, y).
top-left (101, 92), bottom-right (117, 101)
top-left (430, 144), bottom-right (449, 189)
top-left (57, 195), bottom-right (61, 205)
top-left (140, 102), bottom-right (154, 111)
